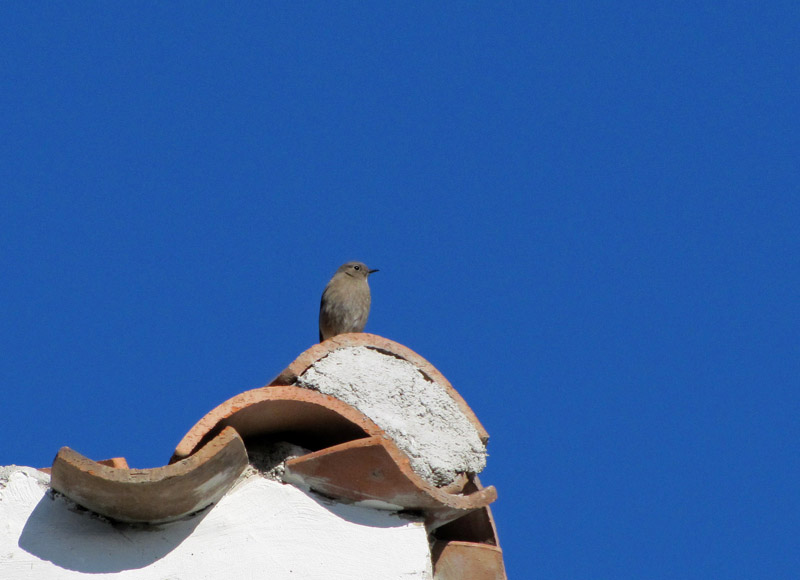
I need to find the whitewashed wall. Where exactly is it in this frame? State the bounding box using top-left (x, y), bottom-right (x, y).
top-left (0, 466), bottom-right (432, 579)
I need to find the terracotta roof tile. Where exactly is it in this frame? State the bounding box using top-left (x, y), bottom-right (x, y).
top-left (50, 427), bottom-right (247, 524)
top-left (431, 540), bottom-right (507, 580)
top-left (171, 385), bottom-right (380, 462)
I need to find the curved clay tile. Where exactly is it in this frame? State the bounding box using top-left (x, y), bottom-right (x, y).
top-left (171, 384), bottom-right (496, 522)
top-left (284, 435), bottom-right (496, 525)
top-left (38, 456), bottom-right (127, 475)
top-left (171, 386), bottom-right (382, 462)
top-left (270, 333), bottom-right (489, 443)
top-left (50, 426), bottom-right (247, 524)
top-left (431, 541), bottom-right (507, 580)
top-left (433, 476), bottom-right (501, 543)
top-left (431, 476), bottom-right (506, 578)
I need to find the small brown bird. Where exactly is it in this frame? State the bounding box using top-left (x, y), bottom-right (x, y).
top-left (319, 261), bottom-right (379, 342)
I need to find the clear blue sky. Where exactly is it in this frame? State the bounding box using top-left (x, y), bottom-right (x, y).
top-left (2, 4), bottom-right (798, 578)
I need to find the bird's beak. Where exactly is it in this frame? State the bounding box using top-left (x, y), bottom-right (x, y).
top-left (369, 269), bottom-right (379, 274)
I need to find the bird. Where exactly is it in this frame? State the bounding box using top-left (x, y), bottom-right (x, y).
top-left (319, 261), bottom-right (379, 342)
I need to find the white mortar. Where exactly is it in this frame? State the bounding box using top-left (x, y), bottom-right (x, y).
top-left (296, 346), bottom-right (487, 486)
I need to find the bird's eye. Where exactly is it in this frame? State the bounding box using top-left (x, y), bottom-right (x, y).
top-left (353, 265), bottom-right (360, 270)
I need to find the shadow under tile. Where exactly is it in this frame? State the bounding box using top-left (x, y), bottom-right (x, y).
top-left (18, 490), bottom-right (211, 573)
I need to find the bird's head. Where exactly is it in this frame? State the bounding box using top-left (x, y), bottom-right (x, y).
top-left (338, 261), bottom-right (379, 280)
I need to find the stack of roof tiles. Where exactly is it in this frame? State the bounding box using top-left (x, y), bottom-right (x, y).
top-left (47, 334), bottom-right (506, 579)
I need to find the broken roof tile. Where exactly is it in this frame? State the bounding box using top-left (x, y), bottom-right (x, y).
top-left (50, 426), bottom-right (247, 524)
top-left (284, 435), bottom-right (496, 515)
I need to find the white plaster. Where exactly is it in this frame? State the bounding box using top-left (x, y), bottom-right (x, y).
top-left (354, 499), bottom-right (405, 511)
top-left (0, 466), bottom-right (432, 579)
top-left (281, 468), bottom-right (313, 492)
top-left (296, 346), bottom-right (487, 486)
